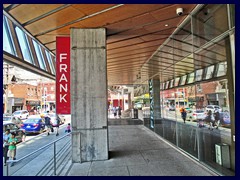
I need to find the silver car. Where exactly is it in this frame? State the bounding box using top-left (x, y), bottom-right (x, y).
top-left (205, 105), bottom-right (222, 112)
top-left (187, 110), bottom-right (206, 122)
top-left (12, 110), bottom-right (29, 120)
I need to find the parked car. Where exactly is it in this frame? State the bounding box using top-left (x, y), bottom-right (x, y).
top-left (20, 115), bottom-right (45, 134)
top-left (12, 110), bottom-right (29, 120)
top-left (3, 115), bottom-right (22, 127)
top-left (187, 110), bottom-right (206, 122)
top-left (205, 105), bottom-right (222, 113)
top-left (169, 106), bottom-right (175, 111)
top-left (3, 121), bottom-right (25, 143)
top-left (48, 113), bottom-right (65, 127)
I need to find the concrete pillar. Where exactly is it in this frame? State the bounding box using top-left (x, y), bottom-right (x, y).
top-left (127, 87), bottom-right (134, 109)
top-left (71, 28), bottom-right (108, 162)
top-left (128, 93), bottom-right (132, 109)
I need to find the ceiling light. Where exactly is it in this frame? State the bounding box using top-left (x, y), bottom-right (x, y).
top-left (165, 24), bottom-right (169, 27)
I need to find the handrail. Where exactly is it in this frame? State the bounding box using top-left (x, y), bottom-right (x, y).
top-left (6, 132), bottom-right (73, 176)
top-left (7, 132), bottom-right (71, 163)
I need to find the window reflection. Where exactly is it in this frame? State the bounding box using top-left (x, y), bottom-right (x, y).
top-left (187, 72), bottom-right (195, 84)
top-left (165, 81), bottom-right (169, 89)
top-left (32, 40), bottom-right (46, 70)
top-left (45, 50), bottom-right (55, 74)
top-left (174, 77), bottom-right (180, 87)
top-left (205, 65), bottom-right (214, 80)
top-left (216, 62), bottom-right (227, 77)
top-left (180, 75), bottom-right (187, 85)
top-left (195, 69), bottom-right (203, 81)
top-left (170, 79), bottom-right (174, 88)
top-left (3, 17), bottom-right (15, 55)
top-left (15, 27), bottom-right (34, 64)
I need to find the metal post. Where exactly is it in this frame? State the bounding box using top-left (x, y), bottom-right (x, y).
top-left (44, 87), bottom-right (47, 112)
top-left (4, 64), bottom-right (9, 114)
top-left (6, 163), bottom-right (9, 176)
top-left (54, 142), bottom-right (56, 175)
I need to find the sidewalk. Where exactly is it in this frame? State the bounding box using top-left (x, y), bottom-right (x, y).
top-left (65, 119), bottom-right (218, 176)
top-left (4, 117), bottom-right (218, 176)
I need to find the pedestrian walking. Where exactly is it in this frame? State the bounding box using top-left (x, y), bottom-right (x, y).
top-left (118, 106), bottom-right (122, 119)
top-left (206, 110), bottom-right (214, 130)
top-left (180, 107), bottom-right (187, 123)
top-left (55, 115), bottom-right (61, 136)
top-left (213, 109), bottom-right (220, 129)
top-left (113, 107), bottom-right (117, 118)
top-left (3, 129), bottom-right (11, 166)
top-left (8, 132), bottom-right (18, 167)
top-left (42, 114), bottom-right (52, 135)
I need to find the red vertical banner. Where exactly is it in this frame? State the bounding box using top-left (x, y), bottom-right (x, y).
top-left (56, 37), bottom-right (71, 114)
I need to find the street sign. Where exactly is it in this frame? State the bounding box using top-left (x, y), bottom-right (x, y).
top-left (56, 37), bottom-right (71, 114)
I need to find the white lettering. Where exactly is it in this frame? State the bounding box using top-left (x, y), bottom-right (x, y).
top-left (60, 84), bottom-right (67, 93)
top-left (60, 53), bottom-right (67, 62)
top-left (60, 94), bottom-right (67, 103)
top-left (59, 73), bottom-right (68, 82)
top-left (60, 64), bottom-right (67, 73)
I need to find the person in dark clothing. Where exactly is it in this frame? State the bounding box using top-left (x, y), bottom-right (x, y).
top-left (118, 106), bottom-right (122, 119)
top-left (55, 115), bottom-right (61, 136)
top-left (42, 114), bottom-right (52, 135)
top-left (206, 110), bottom-right (214, 130)
top-left (3, 129), bottom-right (11, 166)
top-left (213, 110), bottom-right (220, 129)
top-left (180, 107), bottom-right (187, 123)
top-left (113, 107), bottom-right (117, 118)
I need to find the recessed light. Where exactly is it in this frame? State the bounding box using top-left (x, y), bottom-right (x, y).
top-left (165, 24), bottom-right (169, 27)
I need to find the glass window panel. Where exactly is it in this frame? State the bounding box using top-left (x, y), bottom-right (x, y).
top-left (165, 81), bottom-right (169, 89)
top-left (180, 75), bottom-right (187, 85)
top-left (195, 69), bottom-right (203, 81)
top-left (160, 83), bottom-right (164, 90)
top-left (216, 62), bottom-right (227, 77)
top-left (174, 77), bottom-right (180, 87)
top-left (161, 83), bottom-right (165, 90)
top-left (51, 54), bottom-right (56, 64)
top-left (205, 65), bottom-right (214, 80)
top-left (15, 26), bottom-right (34, 64)
top-left (45, 50), bottom-right (55, 74)
top-left (173, 20), bottom-right (192, 61)
top-left (32, 39), bottom-right (46, 70)
top-left (169, 79), bottom-right (174, 88)
top-left (3, 16), bottom-right (16, 55)
top-left (187, 72), bottom-right (195, 84)
top-left (193, 4), bottom-right (228, 48)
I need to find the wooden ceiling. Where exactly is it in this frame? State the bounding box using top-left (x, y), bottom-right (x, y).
top-left (3, 4), bottom-right (198, 85)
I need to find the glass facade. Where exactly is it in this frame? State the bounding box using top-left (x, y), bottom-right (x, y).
top-left (3, 15), bottom-right (55, 75)
top-left (32, 39), bottom-right (47, 70)
top-left (15, 26), bottom-right (34, 64)
top-left (3, 16), bottom-right (16, 55)
top-left (143, 4), bottom-right (235, 175)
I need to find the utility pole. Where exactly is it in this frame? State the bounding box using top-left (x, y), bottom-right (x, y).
top-left (4, 64), bottom-right (9, 114)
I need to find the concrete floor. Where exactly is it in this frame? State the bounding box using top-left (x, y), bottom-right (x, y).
top-left (66, 119), bottom-right (218, 176)
top-left (4, 117), bottom-right (218, 176)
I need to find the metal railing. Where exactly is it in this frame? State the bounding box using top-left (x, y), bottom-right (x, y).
top-left (5, 132), bottom-right (72, 176)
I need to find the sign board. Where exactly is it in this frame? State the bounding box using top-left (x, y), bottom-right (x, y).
top-left (56, 37), bottom-right (71, 114)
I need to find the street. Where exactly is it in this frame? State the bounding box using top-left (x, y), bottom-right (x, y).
top-left (3, 115), bottom-right (71, 176)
